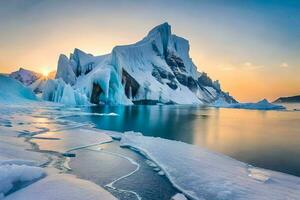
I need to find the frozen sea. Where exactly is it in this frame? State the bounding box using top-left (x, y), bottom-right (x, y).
top-left (66, 103), bottom-right (300, 177)
top-left (1, 102), bottom-right (300, 200)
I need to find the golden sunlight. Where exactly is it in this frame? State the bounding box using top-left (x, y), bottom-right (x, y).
top-left (42, 69), bottom-right (50, 77)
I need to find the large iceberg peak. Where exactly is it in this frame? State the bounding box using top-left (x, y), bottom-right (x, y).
top-left (147, 22), bottom-right (172, 54)
top-left (147, 22), bottom-right (171, 38)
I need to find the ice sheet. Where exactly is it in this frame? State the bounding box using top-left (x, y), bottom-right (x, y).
top-left (33, 128), bottom-right (112, 153)
top-left (120, 133), bottom-right (300, 200)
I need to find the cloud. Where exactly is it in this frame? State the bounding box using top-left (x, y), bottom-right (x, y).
top-left (242, 62), bottom-right (264, 70)
top-left (280, 62), bottom-right (288, 68)
top-left (244, 62), bottom-right (252, 67)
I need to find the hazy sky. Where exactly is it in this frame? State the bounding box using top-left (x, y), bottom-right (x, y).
top-left (0, 0), bottom-right (299, 102)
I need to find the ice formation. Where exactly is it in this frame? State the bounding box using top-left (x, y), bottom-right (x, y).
top-left (43, 23), bottom-right (236, 105)
top-left (0, 75), bottom-right (37, 103)
top-left (120, 132), bottom-right (300, 200)
top-left (171, 193), bottom-right (188, 200)
top-left (213, 99), bottom-right (286, 110)
top-left (42, 78), bottom-right (89, 105)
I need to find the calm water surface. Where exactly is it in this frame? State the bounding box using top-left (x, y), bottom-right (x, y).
top-left (68, 104), bottom-right (300, 177)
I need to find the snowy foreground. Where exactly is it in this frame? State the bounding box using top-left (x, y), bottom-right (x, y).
top-left (0, 107), bottom-right (117, 200)
top-left (1, 102), bottom-right (299, 200)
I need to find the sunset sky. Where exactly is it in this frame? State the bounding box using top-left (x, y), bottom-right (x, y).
top-left (0, 0), bottom-right (299, 102)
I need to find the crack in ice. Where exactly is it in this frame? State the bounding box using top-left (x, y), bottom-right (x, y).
top-left (87, 148), bottom-right (142, 200)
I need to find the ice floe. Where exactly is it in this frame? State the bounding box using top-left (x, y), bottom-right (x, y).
top-left (32, 128), bottom-right (112, 153)
top-left (4, 174), bottom-right (117, 200)
top-left (213, 99), bottom-right (286, 110)
top-left (120, 132), bottom-right (300, 200)
top-left (0, 164), bottom-right (45, 197)
top-left (171, 193), bottom-right (188, 200)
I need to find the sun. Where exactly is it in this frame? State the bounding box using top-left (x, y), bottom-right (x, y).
top-left (42, 69), bottom-right (50, 77)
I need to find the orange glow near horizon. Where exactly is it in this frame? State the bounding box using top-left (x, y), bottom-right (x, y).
top-left (0, 39), bottom-right (299, 102)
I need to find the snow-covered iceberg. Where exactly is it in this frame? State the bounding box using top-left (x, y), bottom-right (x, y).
top-left (43, 23), bottom-right (236, 105)
top-left (213, 99), bottom-right (285, 110)
top-left (120, 132), bottom-right (300, 200)
top-left (0, 75), bottom-right (37, 103)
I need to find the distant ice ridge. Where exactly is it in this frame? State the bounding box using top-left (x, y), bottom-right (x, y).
top-left (213, 99), bottom-right (286, 110)
top-left (44, 22), bottom-right (236, 105)
top-left (0, 75), bottom-right (37, 103)
top-left (8, 68), bottom-right (56, 94)
top-left (119, 132), bottom-right (300, 200)
top-left (9, 68), bottom-right (42, 86)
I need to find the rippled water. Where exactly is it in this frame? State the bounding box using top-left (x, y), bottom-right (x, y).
top-left (67, 103), bottom-right (300, 177)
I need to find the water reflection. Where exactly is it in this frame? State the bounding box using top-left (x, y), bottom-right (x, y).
top-left (70, 105), bottom-right (300, 177)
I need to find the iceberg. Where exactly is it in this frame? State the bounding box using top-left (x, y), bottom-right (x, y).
top-left (43, 23), bottom-right (236, 105)
top-left (213, 99), bottom-right (286, 110)
top-left (120, 132), bottom-right (300, 200)
top-left (42, 78), bottom-right (89, 105)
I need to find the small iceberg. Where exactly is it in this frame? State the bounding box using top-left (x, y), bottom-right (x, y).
top-left (213, 99), bottom-right (285, 110)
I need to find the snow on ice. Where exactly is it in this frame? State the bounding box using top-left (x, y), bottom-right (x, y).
top-left (4, 174), bottom-right (117, 200)
top-left (0, 164), bottom-right (45, 197)
top-left (120, 132), bottom-right (300, 200)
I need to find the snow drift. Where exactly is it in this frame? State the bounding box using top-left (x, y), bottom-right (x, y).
top-left (0, 164), bottom-right (45, 197)
top-left (0, 75), bottom-right (37, 103)
top-left (43, 23), bottom-right (236, 105)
